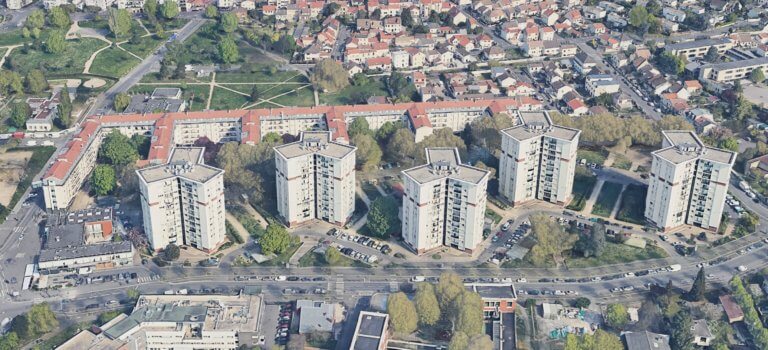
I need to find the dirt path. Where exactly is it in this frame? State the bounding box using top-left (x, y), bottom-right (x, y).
top-left (82, 42), bottom-right (113, 74)
top-left (0, 45), bottom-right (20, 68)
top-left (206, 72), bottom-right (216, 110)
top-left (225, 211), bottom-right (252, 242)
top-left (115, 41), bottom-right (143, 60)
top-left (582, 179), bottom-right (605, 214)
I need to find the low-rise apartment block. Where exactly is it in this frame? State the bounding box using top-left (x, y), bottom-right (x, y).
top-left (137, 147), bottom-right (226, 252)
top-left (698, 56), bottom-right (768, 82)
top-left (585, 74), bottom-right (620, 97)
top-left (274, 131), bottom-right (356, 227)
top-left (401, 148), bottom-right (490, 254)
top-left (645, 131), bottom-right (736, 231)
top-left (25, 91), bottom-right (61, 132)
top-left (499, 111), bottom-right (581, 206)
top-left (665, 38), bottom-right (734, 59)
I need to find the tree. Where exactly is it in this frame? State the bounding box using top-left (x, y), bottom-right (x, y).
top-left (718, 137), bottom-right (739, 152)
top-left (97, 310), bottom-right (122, 325)
top-left (605, 303), bottom-right (629, 329)
top-left (348, 117), bottom-right (371, 138)
top-left (454, 291), bottom-right (484, 336)
top-left (219, 12), bottom-right (238, 33)
top-left (436, 272), bottom-right (465, 311)
top-left (352, 72), bottom-right (371, 86)
top-left (9, 102), bottom-right (29, 129)
top-left (113, 92), bottom-right (132, 112)
top-left (260, 224), bottom-right (293, 254)
top-left (108, 8), bottom-right (133, 38)
top-left (686, 267), bottom-right (706, 301)
top-left (704, 46), bottom-right (719, 63)
top-left (629, 6), bottom-right (648, 28)
top-left (91, 165), bottom-right (116, 195)
top-left (45, 30), bottom-right (67, 54)
top-left (205, 5), bottom-right (218, 18)
top-left (573, 297), bottom-right (591, 309)
top-left (401, 9), bottom-right (414, 28)
top-left (387, 292), bottom-right (418, 334)
top-left (0, 71), bottom-right (24, 96)
top-left (386, 128), bottom-right (417, 163)
top-left (352, 134), bottom-right (382, 172)
top-left (47, 7), bottom-right (71, 29)
top-left (99, 130), bottom-right (139, 165)
top-left (273, 34), bottom-right (297, 55)
top-left (467, 334), bottom-right (494, 350)
top-left (310, 59), bottom-right (350, 93)
top-left (750, 68), bottom-right (765, 84)
top-left (25, 70), bottom-right (48, 94)
top-left (413, 283), bottom-right (440, 326)
top-left (324, 247), bottom-right (343, 265)
top-left (126, 288), bottom-right (140, 300)
top-left (448, 332), bottom-right (469, 350)
top-left (574, 223), bottom-right (606, 258)
top-left (144, 0), bottom-right (158, 20)
top-left (26, 10), bottom-right (45, 30)
top-left (58, 86), bottom-right (73, 128)
top-left (160, 0), bottom-right (180, 19)
top-left (594, 329), bottom-right (624, 350)
top-left (218, 36), bottom-right (240, 63)
top-left (388, 71), bottom-right (416, 102)
top-left (0, 332), bottom-right (19, 350)
top-left (250, 86), bottom-right (261, 103)
top-left (669, 311), bottom-right (694, 350)
top-left (164, 243), bottom-right (180, 260)
top-left (365, 196), bottom-right (400, 238)
top-left (656, 52), bottom-right (685, 76)
top-left (528, 214), bottom-right (576, 266)
top-left (11, 303), bottom-right (58, 340)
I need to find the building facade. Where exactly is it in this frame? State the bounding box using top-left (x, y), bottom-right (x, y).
top-left (698, 57), bottom-right (768, 82)
top-left (498, 111), bottom-right (581, 206)
top-left (274, 131), bottom-right (356, 227)
top-left (645, 131), bottom-right (735, 231)
top-left (401, 148), bottom-right (490, 254)
top-left (137, 147), bottom-right (226, 252)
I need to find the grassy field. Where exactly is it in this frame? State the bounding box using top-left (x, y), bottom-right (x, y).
top-left (8, 38), bottom-right (106, 75)
top-left (566, 243), bottom-right (666, 268)
top-left (89, 47), bottom-right (141, 77)
top-left (216, 69), bottom-right (307, 84)
top-left (298, 248), bottom-right (370, 267)
top-left (0, 29), bottom-right (27, 46)
top-left (578, 148), bottom-right (609, 165)
top-left (616, 184), bottom-right (647, 225)
top-left (210, 87), bottom-right (250, 110)
top-left (120, 35), bottom-right (164, 58)
top-left (128, 84), bottom-right (210, 111)
top-left (320, 80), bottom-right (389, 105)
top-left (78, 18), bottom-right (110, 31)
top-left (269, 85), bottom-right (314, 107)
top-left (591, 181), bottom-right (623, 217)
top-left (566, 168), bottom-right (598, 211)
top-left (612, 154), bottom-right (633, 170)
top-left (485, 209), bottom-right (503, 224)
top-left (361, 182), bottom-right (382, 201)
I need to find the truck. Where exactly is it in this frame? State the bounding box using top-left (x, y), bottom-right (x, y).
top-left (668, 264), bottom-right (682, 272)
top-left (176, 289), bottom-right (188, 295)
top-left (739, 181), bottom-right (751, 191)
top-left (164, 290), bottom-right (174, 295)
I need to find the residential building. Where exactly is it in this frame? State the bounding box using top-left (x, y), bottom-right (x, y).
top-left (692, 319), bottom-right (714, 346)
top-left (25, 92), bottom-right (61, 132)
top-left (623, 331), bottom-right (672, 350)
top-left (585, 74), bottom-right (620, 97)
top-left (665, 38), bottom-right (734, 59)
top-left (720, 295), bottom-right (745, 323)
top-left (5, 0), bottom-right (34, 9)
top-left (296, 300), bottom-right (344, 334)
top-left (124, 88), bottom-right (187, 114)
top-left (274, 131), bottom-right (356, 227)
top-left (137, 147), bottom-right (226, 253)
top-left (645, 131), bottom-right (736, 232)
top-left (401, 148), bottom-right (490, 254)
top-left (350, 311), bottom-right (389, 350)
top-left (499, 111), bottom-right (581, 206)
top-left (698, 57), bottom-right (768, 82)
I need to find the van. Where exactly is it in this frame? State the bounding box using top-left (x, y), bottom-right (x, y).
top-left (411, 276), bottom-right (425, 282)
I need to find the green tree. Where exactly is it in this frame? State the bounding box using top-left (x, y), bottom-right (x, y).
top-left (351, 72), bottom-right (371, 86)
top-left (594, 329), bottom-right (624, 350)
top-left (47, 7), bottom-right (71, 29)
top-left (375, 121), bottom-right (401, 144)
top-left (454, 291), bottom-right (484, 336)
top-left (686, 267), bottom-right (706, 301)
top-left (260, 224), bottom-right (293, 254)
top-left (718, 137), bottom-right (739, 152)
top-left (22, 27), bottom-right (30, 39)
top-left (0, 332), bottom-right (19, 350)
top-left (448, 332), bottom-right (469, 350)
top-left (0, 71), bottom-right (24, 96)
top-left (669, 311), bottom-right (694, 350)
top-left (628, 6), bottom-right (648, 28)
top-left (436, 272), bottom-right (465, 311)
top-left (388, 71), bottom-right (416, 102)
top-left (58, 87), bottom-right (72, 127)
top-left (99, 130), bottom-right (139, 165)
top-left (25, 10), bottom-right (45, 30)
top-left (564, 333), bottom-right (579, 350)
top-left (324, 247), bottom-right (343, 265)
top-left (413, 283), bottom-right (440, 326)
top-left (310, 59), bottom-right (350, 93)
top-left (574, 223), bottom-right (606, 258)
top-left (401, 9), bottom-right (414, 27)
top-left (205, 5), bottom-right (218, 18)
top-left (97, 310), bottom-right (123, 325)
top-left (126, 288), bottom-right (140, 300)
top-left (164, 243), bottom-right (180, 260)
top-left (91, 165), bottom-right (116, 195)
top-left (605, 303), bottom-right (629, 329)
top-left (657, 52), bottom-right (685, 76)
top-left (528, 214), bottom-right (576, 266)
top-left (160, 0), bottom-right (180, 19)
top-left (250, 86), bottom-right (261, 103)
top-left (273, 34), bottom-right (297, 55)
top-left (219, 12), bottom-right (238, 33)
top-left (573, 297), bottom-right (591, 309)
top-left (467, 334), bottom-right (493, 350)
top-left (143, 0), bottom-right (158, 20)
top-left (45, 30), bottom-right (67, 54)
top-left (113, 92), bottom-right (132, 112)
top-left (14, 303), bottom-right (58, 340)
top-left (365, 196), bottom-right (400, 238)
top-left (9, 102), bottom-right (29, 129)
top-left (218, 36), bottom-right (240, 63)
top-left (25, 69), bottom-right (48, 94)
top-left (704, 46), bottom-right (719, 63)
top-left (108, 8), bottom-right (133, 38)
top-left (387, 292), bottom-right (418, 334)
top-left (750, 68), bottom-right (765, 83)
top-left (347, 117), bottom-right (371, 138)
top-left (385, 128), bottom-right (417, 163)
top-left (352, 133), bottom-right (382, 172)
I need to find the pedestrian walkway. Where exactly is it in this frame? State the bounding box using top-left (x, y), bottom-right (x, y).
top-left (609, 184), bottom-right (628, 219)
top-left (288, 240), bottom-right (314, 266)
top-left (583, 179), bottom-right (605, 214)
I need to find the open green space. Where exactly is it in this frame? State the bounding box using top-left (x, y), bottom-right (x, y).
top-left (566, 242), bottom-right (667, 268)
top-left (566, 168), bottom-right (598, 211)
top-left (210, 87), bottom-right (250, 110)
top-left (0, 29), bottom-right (28, 46)
top-left (616, 184), bottom-right (648, 225)
top-left (320, 80), bottom-right (388, 106)
top-left (120, 35), bottom-right (165, 58)
top-left (7, 38), bottom-right (106, 75)
top-left (128, 84), bottom-right (210, 111)
top-left (612, 154), bottom-right (632, 170)
top-left (89, 47), bottom-right (141, 78)
top-left (78, 18), bottom-right (110, 31)
top-left (361, 182), bottom-right (382, 201)
top-left (591, 181), bottom-right (623, 217)
top-left (578, 148), bottom-right (608, 165)
top-left (485, 208), bottom-right (502, 225)
top-left (256, 242), bottom-right (301, 266)
top-left (216, 69), bottom-right (307, 84)
top-left (269, 86), bottom-right (314, 107)
top-left (298, 247), bottom-right (370, 268)
top-left (0, 146), bottom-right (56, 224)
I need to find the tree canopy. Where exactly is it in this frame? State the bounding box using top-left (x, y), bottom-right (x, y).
top-left (113, 92), bottom-right (131, 112)
top-left (414, 283), bottom-right (440, 326)
top-left (47, 7), bottom-right (71, 29)
top-left (605, 303), bottom-right (629, 329)
top-left (91, 165), bottom-right (116, 196)
top-left (99, 130), bottom-right (139, 165)
top-left (311, 59), bottom-right (350, 92)
top-left (685, 267), bottom-right (706, 301)
top-left (25, 10), bottom-right (45, 30)
top-left (218, 36), bottom-right (240, 63)
top-left (160, 0), bottom-right (180, 19)
top-left (260, 224), bottom-right (295, 255)
top-left (25, 70), bottom-right (48, 94)
top-left (219, 12), bottom-right (238, 33)
top-left (352, 133), bottom-right (382, 172)
top-left (108, 8), bottom-right (133, 38)
top-left (751, 68), bottom-right (765, 84)
top-left (528, 214), bottom-right (576, 266)
top-left (387, 292), bottom-right (418, 334)
top-left (45, 30), bottom-right (67, 54)
top-left (164, 243), bottom-right (181, 260)
top-left (365, 196), bottom-right (400, 238)
top-left (9, 102), bottom-right (29, 129)
top-left (550, 113), bottom-right (693, 147)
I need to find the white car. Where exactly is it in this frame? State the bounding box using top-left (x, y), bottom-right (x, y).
top-left (623, 272), bottom-right (635, 278)
top-left (591, 277), bottom-right (602, 282)
top-left (554, 290), bottom-right (565, 296)
top-left (737, 265), bottom-right (748, 272)
top-left (516, 278), bottom-right (527, 283)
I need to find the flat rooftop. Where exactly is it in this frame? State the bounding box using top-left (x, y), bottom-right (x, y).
top-left (666, 38), bottom-right (731, 51)
top-left (351, 311), bottom-right (388, 350)
top-left (274, 131), bottom-right (356, 160)
top-left (39, 241), bottom-right (132, 263)
top-left (403, 148), bottom-right (489, 185)
top-left (137, 147), bottom-right (224, 184)
top-left (501, 111), bottom-right (580, 142)
top-left (655, 130), bottom-right (735, 165)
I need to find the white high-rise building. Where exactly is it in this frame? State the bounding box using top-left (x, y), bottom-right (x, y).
top-left (274, 131), bottom-right (356, 227)
top-left (401, 148), bottom-right (490, 254)
top-left (645, 131), bottom-right (736, 231)
top-left (498, 111), bottom-right (581, 206)
top-left (137, 147), bottom-right (226, 253)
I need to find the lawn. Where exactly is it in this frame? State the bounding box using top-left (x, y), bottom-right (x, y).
top-left (566, 242), bottom-right (667, 268)
top-left (0, 146), bottom-right (55, 224)
top-left (616, 184), bottom-right (648, 225)
top-left (78, 18), bottom-right (110, 31)
top-left (320, 80), bottom-right (389, 105)
top-left (141, 17), bottom-right (189, 31)
top-left (216, 69), bottom-right (307, 84)
top-left (591, 181), bottom-right (623, 217)
top-left (485, 208), bottom-right (502, 225)
top-left (298, 248), bottom-right (370, 268)
top-left (578, 148), bottom-right (608, 165)
top-left (7, 38), bottom-right (106, 75)
top-left (612, 154), bottom-right (632, 170)
top-left (210, 87), bottom-right (251, 110)
top-left (0, 29), bottom-right (27, 46)
top-left (361, 182), bottom-right (382, 201)
top-left (566, 167), bottom-right (598, 211)
top-left (268, 85), bottom-right (315, 107)
top-left (89, 47), bottom-right (141, 78)
top-left (120, 35), bottom-right (164, 58)
top-left (128, 84), bottom-right (210, 111)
